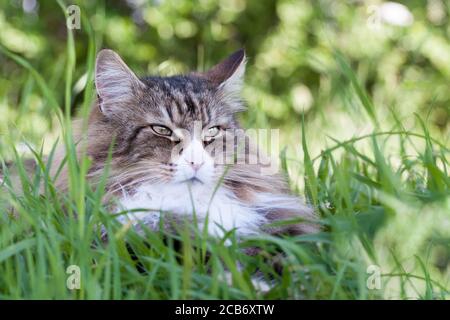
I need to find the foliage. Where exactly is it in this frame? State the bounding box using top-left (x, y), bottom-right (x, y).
top-left (0, 0), bottom-right (449, 299)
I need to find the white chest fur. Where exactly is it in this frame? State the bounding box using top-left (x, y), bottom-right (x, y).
top-left (116, 182), bottom-right (267, 238)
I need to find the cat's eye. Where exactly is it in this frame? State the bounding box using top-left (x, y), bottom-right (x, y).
top-left (205, 126), bottom-right (221, 138)
top-left (151, 125), bottom-right (172, 136)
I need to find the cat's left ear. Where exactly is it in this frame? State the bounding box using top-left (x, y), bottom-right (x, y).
top-left (95, 49), bottom-right (145, 116)
top-left (204, 48), bottom-right (246, 96)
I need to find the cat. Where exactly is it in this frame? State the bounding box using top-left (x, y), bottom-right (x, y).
top-left (53, 48), bottom-right (318, 240)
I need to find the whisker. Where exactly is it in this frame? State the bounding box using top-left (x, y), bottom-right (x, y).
top-left (108, 174), bottom-right (170, 195)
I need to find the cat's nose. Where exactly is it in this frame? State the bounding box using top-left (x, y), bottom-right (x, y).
top-left (185, 159), bottom-right (204, 171)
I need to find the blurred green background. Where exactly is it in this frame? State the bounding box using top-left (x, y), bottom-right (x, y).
top-left (0, 0), bottom-right (448, 152)
top-left (0, 0), bottom-right (449, 299)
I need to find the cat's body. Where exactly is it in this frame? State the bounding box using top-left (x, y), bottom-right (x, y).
top-left (53, 49), bottom-right (318, 239)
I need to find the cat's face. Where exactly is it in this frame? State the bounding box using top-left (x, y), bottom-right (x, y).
top-left (93, 49), bottom-right (247, 190)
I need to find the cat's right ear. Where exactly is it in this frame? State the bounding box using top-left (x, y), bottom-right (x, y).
top-left (203, 48), bottom-right (246, 97)
top-left (95, 49), bottom-right (145, 116)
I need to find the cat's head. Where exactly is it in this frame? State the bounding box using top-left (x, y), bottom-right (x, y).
top-left (92, 49), bottom-right (249, 190)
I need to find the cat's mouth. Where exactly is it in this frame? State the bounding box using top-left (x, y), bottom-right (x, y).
top-left (180, 177), bottom-right (204, 185)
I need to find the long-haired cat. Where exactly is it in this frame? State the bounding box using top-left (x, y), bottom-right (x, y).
top-left (54, 48), bottom-right (318, 240)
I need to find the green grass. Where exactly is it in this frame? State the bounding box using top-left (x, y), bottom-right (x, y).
top-left (0, 108), bottom-right (448, 299)
top-left (0, 2), bottom-right (449, 300)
